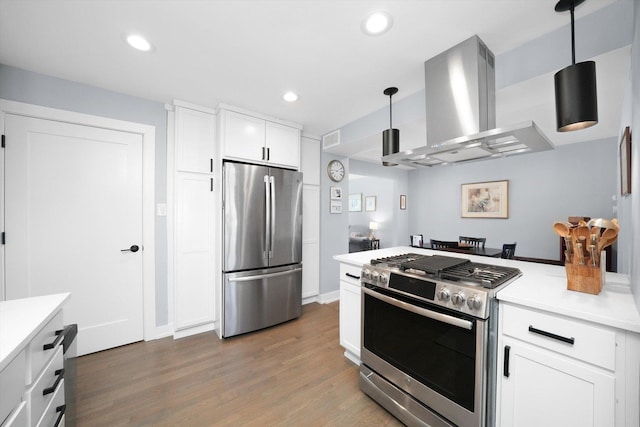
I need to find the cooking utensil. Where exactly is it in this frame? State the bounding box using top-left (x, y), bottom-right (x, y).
top-left (564, 236), bottom-right (573, 263)
top-left (587, 218), bottom-right (618, 232)
top-left (598, 227), bottom-right (619, 253)
top-left (553, 221), bottom-right (574, 238)
top-left (588, 244), bottom-right (597, 267)
top-left (575, 243), bottom-right (584, 265)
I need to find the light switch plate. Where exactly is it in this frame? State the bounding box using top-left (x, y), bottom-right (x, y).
top-left (156, 203), bottom-right (167, 216)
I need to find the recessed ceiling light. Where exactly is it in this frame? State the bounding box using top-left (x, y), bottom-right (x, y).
top-left (362, 10), bottom-right (393, 36)
top-left (283, 91), bottom-right (299, 102)
top-left (126, 34), bottom-right (152, 52)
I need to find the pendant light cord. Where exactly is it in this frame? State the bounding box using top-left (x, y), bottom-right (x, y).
top-left (389, 93), bottom-right (393, 130)
top-left (570, 2), bottom-right (576, 65)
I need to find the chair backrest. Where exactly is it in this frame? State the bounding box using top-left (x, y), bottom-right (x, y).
top-left (501, 242), bottom-right (517, 259)
top-left (459, 236), bottom-right (486, 248)
top-left (430, 239), bottom-right (459, 249)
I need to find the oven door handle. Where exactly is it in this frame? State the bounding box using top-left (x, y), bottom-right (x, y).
top-left (363, 287), bottom-right (473, 330)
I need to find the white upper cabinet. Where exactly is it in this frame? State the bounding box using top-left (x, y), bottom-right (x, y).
top-left (175, 106), bottom-right (216, 173)
top-left (219, 108), bottom-right (301, 169)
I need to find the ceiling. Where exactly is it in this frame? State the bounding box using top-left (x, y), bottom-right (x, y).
top-left (0, 0), bottom-right (626, 155)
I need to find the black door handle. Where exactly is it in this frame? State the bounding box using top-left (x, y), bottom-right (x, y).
top-left (121, 245), bottom-right (140, 253)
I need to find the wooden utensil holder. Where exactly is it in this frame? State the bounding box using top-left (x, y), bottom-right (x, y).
top-left (565, 251), bottom-right (606, 295)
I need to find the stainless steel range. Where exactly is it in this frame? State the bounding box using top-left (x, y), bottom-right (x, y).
top-left (359, 253), bottom-right (521, 427)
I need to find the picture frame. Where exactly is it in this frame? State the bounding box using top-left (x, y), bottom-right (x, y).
top-left (400, 194), bottom-right (407, 210)
top-left (330, 200), bottom-right (342, 214)
top-left (620, 126), bottom-right (631, 196)
top-left (348, 193), bottom-right (362, 212)
top-left (330, 186), bottom-right (342, 200)
top-left (461, 180), bottom-right (509, 218)
top-left (365, 196), bottom-right (377, 212)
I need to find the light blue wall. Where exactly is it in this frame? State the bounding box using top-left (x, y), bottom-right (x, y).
top-left (0, 64), bottom-right (170, 326)
top-left (348, 160), bottom-right (410, 249)
top-left (408, 138), bottom-right (617, 261)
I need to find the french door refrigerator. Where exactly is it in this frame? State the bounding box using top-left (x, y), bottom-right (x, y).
top-left (222, 161), bottom-right (303, 337)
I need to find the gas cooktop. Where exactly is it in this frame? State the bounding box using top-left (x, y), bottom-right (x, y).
top-left (362, 253), bottom-right (522, 318)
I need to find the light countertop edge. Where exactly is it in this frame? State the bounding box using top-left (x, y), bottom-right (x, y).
top-left (0, 293), bottom-right (71, 372)
top-left (334, 247), bottom-right (640, 334)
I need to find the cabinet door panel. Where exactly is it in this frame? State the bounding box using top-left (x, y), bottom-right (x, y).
top-left (222, 111), bottom-right (265, 162)
top-left (175, 173), bottom-right (215, 330)
top-left (175, 107), bottom-right (215, 173)
top-left (500, 338), bottom-right (614, 427)
top-left (265, 121), bottom-right (300, 168)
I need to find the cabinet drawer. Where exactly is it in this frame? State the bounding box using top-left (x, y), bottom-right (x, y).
top-left (339, 264), bottom-right (362, 287)
top-left (2, 401), bottom-right (26, 427)
top-left (27, 346), bottom-right (63, 427)
top-left (1, 351), bottom-right (25, 425)
top-left (501, 304), bottom-right (616, 370)
top-left (35, 378), bottom-right (64, 427)
top-left (27, 311), bottom-right (63, 385)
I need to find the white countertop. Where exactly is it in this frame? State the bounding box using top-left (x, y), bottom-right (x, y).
top-left (334, 247), bottom-right (640, 334)
top-left (0, 293), bottom-right (70, 371)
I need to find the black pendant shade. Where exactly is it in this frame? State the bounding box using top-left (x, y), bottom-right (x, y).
top-left (554, 0), bottom-right (598, 132)
top-left (554, 61), bottom-right (598, 131)
top-left (382, 87), bottom-right (399, 166)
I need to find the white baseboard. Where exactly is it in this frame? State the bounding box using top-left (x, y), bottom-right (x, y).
top-left (318, 290), bottom-right (339, 304)
top-left (173, 322), bottom-right (216, 340)
top-left (150, 324), bottom-right (173, 340)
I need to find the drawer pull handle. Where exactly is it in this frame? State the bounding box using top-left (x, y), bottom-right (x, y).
top-left (503, 345), bottom-right (511, 377)
top-left (43, 330), bottom-right (64, 350)
top-left (345, 273), bottom-right (360, 280)
top-left (528, 326), bottom-right (575, 345)
top-left (54, 404), bottom-right (66, 427)
top-left (43, 368), bottom-right (65, 396)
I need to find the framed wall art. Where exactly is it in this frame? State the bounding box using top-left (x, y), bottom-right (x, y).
top-left (348, 193), bottom-right (362, 212)
top-left (330, 200), bottom-right (342, 214)
top-left (365, 196), bottom-right (377, 212)
top-left (461, 180), bottom-right (509, 218)
top-left (330, 186), bottom-right (342, 200)
top-left (620, 126), bottom-right (631, 196)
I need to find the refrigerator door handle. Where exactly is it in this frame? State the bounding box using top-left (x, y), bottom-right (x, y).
top-left (269, 175), bottom-right (276, 259)
top-left (227, 267), bottom-right (302, 282)
top-left (263, 175), bottom-right (270, 260)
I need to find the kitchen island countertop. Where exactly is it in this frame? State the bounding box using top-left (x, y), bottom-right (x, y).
top-left (334, 247), bottom-right (640, 333)
top-left (0, 293), bottom-right (70, 371)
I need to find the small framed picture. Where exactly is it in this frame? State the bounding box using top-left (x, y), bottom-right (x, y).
top-left (348, 194), bottom-right (362, 212)
top-left (620, 126), bottom-right (631, 195)
top-left (365, 196), bottom-right (377, 212)
top-left (400, 194), bottom-right (407, 210)
top-left (330, 200), bottom-right (342, 214)
top-left (330, 186), bottom-right (342, 200)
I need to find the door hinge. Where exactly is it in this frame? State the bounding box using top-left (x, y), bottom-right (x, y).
top-left (1, 134), bottom-right (5, 148)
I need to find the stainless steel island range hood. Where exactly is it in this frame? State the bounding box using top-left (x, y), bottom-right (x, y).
top-left (382, 35), bottom-right (554, 167)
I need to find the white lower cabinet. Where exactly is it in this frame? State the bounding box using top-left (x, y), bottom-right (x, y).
top-left (338, 263), bottom-right (362, 364)
top-left (497, 303), bottom-right (629, 427)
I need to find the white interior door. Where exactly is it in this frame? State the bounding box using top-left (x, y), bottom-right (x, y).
top-left (4, 114), bottom-right (144, 356)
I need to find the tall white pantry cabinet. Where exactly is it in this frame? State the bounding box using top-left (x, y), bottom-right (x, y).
top-left (169, 101), bottom-right (318, 339)
top-left (169, 102), bottom-right (218, 338)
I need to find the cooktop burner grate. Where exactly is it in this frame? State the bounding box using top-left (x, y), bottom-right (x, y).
top-left (441, 262), bottom-right (522, 288)
top-left (400, 255), bottom-right (469, 275)
top-left (370, 253), bottom-right (425, 267)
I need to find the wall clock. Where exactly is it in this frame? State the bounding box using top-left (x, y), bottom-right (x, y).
top-left (327, 160), bottom-right (345, 182)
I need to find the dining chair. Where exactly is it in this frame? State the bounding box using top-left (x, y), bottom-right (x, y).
top-left (459, 236), bottom-right (486, 248)
top-left (501, 242), bottom-right (517, 259)
top-left (430, 239), bottom-right (459, 249)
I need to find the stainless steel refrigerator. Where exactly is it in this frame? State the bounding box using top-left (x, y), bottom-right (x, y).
top-left (222, 161), bottom-right (303, 337)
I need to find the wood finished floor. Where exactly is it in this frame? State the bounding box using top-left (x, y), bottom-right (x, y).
top-left (74, 302), bottom-right (402, 426)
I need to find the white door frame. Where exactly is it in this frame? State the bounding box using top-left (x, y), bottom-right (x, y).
top-left (0, 99), bottom-right (158, 341)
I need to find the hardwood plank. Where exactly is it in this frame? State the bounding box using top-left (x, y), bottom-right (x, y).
top-left (73, 302), bottom-right (402, 426)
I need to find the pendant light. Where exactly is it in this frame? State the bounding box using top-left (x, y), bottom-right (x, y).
top-left (554, 0), bottom-right (598, 132)
top-left (382, 87), bottom-right (399, 166)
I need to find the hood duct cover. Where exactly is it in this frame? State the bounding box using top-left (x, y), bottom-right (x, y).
top-left (382, 35), bottom-right (554, 167)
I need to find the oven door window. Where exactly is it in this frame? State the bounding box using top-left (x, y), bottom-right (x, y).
top-left (364, 290), bottom-right (477, 411)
